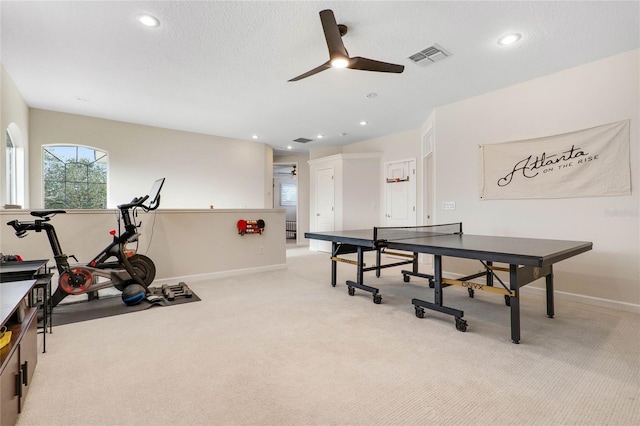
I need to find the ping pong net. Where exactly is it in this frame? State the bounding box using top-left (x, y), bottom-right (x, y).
top-left (373, 222), bottom-right (462, 242)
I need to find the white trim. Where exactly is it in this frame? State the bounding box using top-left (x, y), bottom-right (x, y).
top-left (307, 152), bottom-right (382, 165)
top-left (153, 263), bottom-right (287, 285)
top-left (520, 286), bottom-right (640, 314)
top-left (443, 270), bottom-right (640, 314)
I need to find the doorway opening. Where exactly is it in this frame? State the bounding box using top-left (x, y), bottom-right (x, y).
top-left (273, 163), bottom-right (298, 245)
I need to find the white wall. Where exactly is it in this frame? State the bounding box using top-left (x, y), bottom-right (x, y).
top-left (0, 209), bottom-right (286, 282)
top-left (433, 49), bottom-right (639, 307)
top-left (28, 109), bottom-right (272, 210)
top-left (341, 129), bottom-right (422, 226)
top-left (1, 65), bottom-right (30, 207)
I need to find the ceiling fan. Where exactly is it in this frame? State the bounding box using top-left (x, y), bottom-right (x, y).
top-left (288, 9), bottom-right (405, 82)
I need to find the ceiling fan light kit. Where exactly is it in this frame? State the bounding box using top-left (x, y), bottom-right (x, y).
top-left (289, 9), bottom-right (404, 82)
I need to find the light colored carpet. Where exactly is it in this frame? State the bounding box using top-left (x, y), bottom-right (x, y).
top-left (17, 248), bottom-right (639, 425)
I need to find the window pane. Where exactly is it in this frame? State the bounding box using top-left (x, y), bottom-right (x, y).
top-left (87, 183), bottom-right (107, 209)
top-left (66, 162), bottom-right (88, 183)
top-left (280, 183), bottom-right (297, 206)
top-left (6, 131), bottom-right (16, 204)
top-left (44, 180), bottom-right (65, 208)
top-left (43, 145), bottom-right (108, 209)
top-left (88, 162), bottom-right (107, 183)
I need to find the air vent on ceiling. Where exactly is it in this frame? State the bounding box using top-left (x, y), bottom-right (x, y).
top-left (408, 44), bottom-right (451, 67)
top-left (293, 137), bottom-right (313, 143)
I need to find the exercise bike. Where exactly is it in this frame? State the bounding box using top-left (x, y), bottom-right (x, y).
top-left (7, 178), bottom-right (165, 307)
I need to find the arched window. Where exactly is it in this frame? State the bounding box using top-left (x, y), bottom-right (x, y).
top-left (5, 131), bottom-right (17, 205)
top-left (43, 145), bottom-right (108, 209)
top-left (5, 123), bottom-right (25, 208)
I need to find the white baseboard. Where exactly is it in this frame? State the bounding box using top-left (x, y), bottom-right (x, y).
top-left (520, 286), bottom-right (640, 314)
top-left (443, 270), bottom-right (640, 314)
top-left (153, 263), bottom-right (287, 285)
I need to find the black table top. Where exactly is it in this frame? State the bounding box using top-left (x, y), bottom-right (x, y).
top-left (0, 259), bottom-right (49, 283)
top-left (305, 230), bottom-right (592, 267)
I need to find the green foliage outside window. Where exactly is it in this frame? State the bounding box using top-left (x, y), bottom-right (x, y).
top-left (43, 145), bottom-right (108, 209)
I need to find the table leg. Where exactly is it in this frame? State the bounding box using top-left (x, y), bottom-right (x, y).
top-left (546, 265), bottom-right (554, 318)
top-left (509, 264), bottom-right (521, 344)
top-left (345, 246), bottom-right (381, 304)
top-left (434, 255), bottom-right (443, 305)
top-left (411, 254), bottom-right (464, 327)
top-left (331, 242), bottom-right (337, 287)
top-left (486, 261), bottom-right (494, 287)
top-left (356, 246), bottom-right (364, 285)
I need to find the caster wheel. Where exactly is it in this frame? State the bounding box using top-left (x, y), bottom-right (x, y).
top-left (167, 291), bottom-right (175, 301)
top-left (455, 317), bottom-right (468, 332)
top-left (468, 288), bottom-right (475, 298)
top-left (161, 284), bottom-right (168, 290)
top-left (403, 275), bottom-right (410, 283)
top-left (331, 283), bottom-right (337, 287)
top-left (185, 289), bottom-right (193, 298)
top-left (373, 294), bottom-right (382, 304)
top-left (505, 295), bottom-right (511, 306)
top-left (348, 287), bottom-right (355, 296)
top-left (414, 306), bottom-right (425, 319)
top-left (428, 280), bottom-right (434, 289)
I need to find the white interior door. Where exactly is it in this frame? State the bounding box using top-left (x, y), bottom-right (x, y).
top-left (314, 166), bottom-right (334, 252)
top-left (384, 159), bottom-right (416, 227)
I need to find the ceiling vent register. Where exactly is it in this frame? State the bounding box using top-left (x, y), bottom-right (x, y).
top-left (293, 138), bottom-right (313, 143)
top-left (408, 44), bottom-right (451, 66)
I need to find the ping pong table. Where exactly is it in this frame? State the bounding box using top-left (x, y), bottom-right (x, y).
top-left (305, 223), bottom-right (592, 343)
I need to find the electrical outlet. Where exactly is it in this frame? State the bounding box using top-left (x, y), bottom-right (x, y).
top-left (259, 246), bottom-right (265, 255)
top-left (442, 201), bottom-right (456, 210)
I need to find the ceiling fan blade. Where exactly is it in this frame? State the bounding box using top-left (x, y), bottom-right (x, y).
top-left (319, 9), bottom-right (348, 60)
top-left (288, 61), bottom-right (332, 82)
top-left (349, 57), bottom-right (405, 74)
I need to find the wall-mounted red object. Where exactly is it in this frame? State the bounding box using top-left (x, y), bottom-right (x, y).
top-left (237, 219), bottom-right (265, 235)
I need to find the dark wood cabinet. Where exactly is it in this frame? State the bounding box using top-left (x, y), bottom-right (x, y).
top-left (0, 281), bottom-right (38, 426)
top-left (0, 342), bottom-right (20, 426)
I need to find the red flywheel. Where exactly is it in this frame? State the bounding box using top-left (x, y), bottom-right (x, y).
top-left (59, 268), bottom-right (93, 294)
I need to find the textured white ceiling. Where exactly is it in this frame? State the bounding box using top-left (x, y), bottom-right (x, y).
top-left (1, 1), bottom-right (638, 154)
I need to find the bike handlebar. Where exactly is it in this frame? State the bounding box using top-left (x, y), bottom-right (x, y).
top-left (116, 193), bottom-right (161, 212)
top-left (117, 194), bottom-right (149, 210)
top-left (7, 219), bottom-right (37, 238)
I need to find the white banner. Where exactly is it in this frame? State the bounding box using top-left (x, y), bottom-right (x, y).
top-left (479, 120), bottom-right (631, 200)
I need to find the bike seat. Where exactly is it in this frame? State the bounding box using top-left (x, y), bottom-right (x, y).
top-left (31, 210), bottom-right (67, 218)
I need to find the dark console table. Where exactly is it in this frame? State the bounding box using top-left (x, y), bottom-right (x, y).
top-left (0, 280), bottom-right (38, 425)
top-left (0, 260), bottom-right (51, 352)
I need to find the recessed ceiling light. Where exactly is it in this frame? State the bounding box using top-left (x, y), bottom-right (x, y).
top-left (359, 121), bottom-right (368, 126)
top-left (498, 33), bottom-right (521, 46)
top-left (136, 13), bottom-right (160, 28)
top-left (365, 93), bottom-right (378, 99)
top-left (75, 96), bottom-right (90, 102)
top-left (251, 135), bottom-right (259, 139)
top-left (317, 134), bottom-right (324, 139)
top-left (287, 145), bottom-right (292, 150)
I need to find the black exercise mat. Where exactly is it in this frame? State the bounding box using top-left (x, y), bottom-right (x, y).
top-left (51, 286), bottom-right (200, 326)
